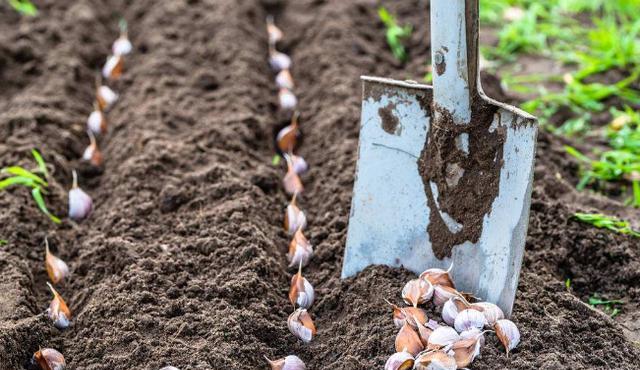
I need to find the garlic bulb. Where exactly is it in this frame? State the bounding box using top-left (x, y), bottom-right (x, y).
top-left (290, 154), bottom-right (308, 175)
top-left (288, 308), bottom-right (316, 343)
top-left (276, 112), bottom-right (300, 153)
top-left (46, 282), bottom-right (71, 330)
top-left (453, 309), bottom-right (487, 333)
top-left (266, 15), bottom-right (283, 46)
top-left (87, 106), bottom-right (107, 135)
top-left (283, 155), bottom-right (304, 195)
top-left (68, 170), bottom-right (93, 221)
top-left (451, 335), bottom-right (482, 368)
top-left (265, 355), bottom-right (306, 370)
top-left (45, 238), bottom-right (69, 285)
top-left (472, 302), bottom-right (504, 326)
top-left (395, 322), bottom-right (424, 356)
top-left (414, 350), bottom-right (456, 370)
top-left (82, 131), bottom-right (103, 167)
top-left (284, 194), bottom-right (306, 235)
top-left (269, 50), bottom-right (292, 71)
top-left (427, 326), bottom-right (459, 350)
top-left (102, 54), bottom-right (123, 80)
top-left (419, 264), bottom-right (455, 289)
top-left (279, 88), bottom-right (297, 111)
top-left (276, 69), bottom-right (295, 90)
top-left (33, 348), bottom-right (65, 370)
top-left (96, 85), bottom-right (118, 111)
top-left (289, 262), bottom-right (314, 309)
top-left (287, 229), bottom-right (313, 268)
top-left (384, 351), bottom-right (414, 370)
top-left (494, 319), bottom-right (520, 355)
top-left (432, 285), bottom-right (463, 307)
top-left (402, 278), bottom-right (434, 307)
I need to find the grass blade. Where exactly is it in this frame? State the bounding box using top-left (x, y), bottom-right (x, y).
top-left (0, 176), bottom-right (37, 189)
top-left (31, 187), bottom-right (61, 224)
top-left (31, 149), bottom-right (48, 178)
top-left (1, 166), bottom-right (47, 186)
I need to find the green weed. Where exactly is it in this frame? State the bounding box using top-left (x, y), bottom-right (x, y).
top-left (573, 212), bottom-right (640, 237)
top-left (589, 295), bottom-right (624, 317)
top-left (378, 7), bottom-right (412, 63)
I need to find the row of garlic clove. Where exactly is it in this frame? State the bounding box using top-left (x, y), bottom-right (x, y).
top-left (32, 348), bottom-right (180, 370)
top-left (385, 267), bottom-right (521, 369)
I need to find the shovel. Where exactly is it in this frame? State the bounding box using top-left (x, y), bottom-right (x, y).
top-left (342, 0), bottom-right (537, 316)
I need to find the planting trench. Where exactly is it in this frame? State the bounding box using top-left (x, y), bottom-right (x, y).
top-left (0, 0), bottom-right (639, 369)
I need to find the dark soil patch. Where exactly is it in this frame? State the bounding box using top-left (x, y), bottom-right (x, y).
top-left (0, 0), bottom-right (638, 369)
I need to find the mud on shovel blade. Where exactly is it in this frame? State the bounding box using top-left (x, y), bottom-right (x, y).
top-left (342, 0), bottom-right (538, 316)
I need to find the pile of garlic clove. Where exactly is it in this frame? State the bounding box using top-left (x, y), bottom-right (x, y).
top-left (385, 266), bottom-right (521, 370)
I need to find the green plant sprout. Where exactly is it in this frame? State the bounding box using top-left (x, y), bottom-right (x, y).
top-left (573, 212), bottom-right (640, 237)
top-left (0, 149), bottom-right (60, 224)
top-left (8, 0), bottom-right (37, 16)
top-left (378, 7), bottom-right (412, 63)
top-left (0, 239), bottom-right (7, 246)
top-left (589, 295), bottom-right (624, 317)
top-left (565, 278), bottom-right (571, 290)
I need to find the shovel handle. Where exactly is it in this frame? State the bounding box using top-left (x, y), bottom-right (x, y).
top-left (430, 0), bottom-right (479, 125)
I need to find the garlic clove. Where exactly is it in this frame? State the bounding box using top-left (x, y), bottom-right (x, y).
top-left (413, 350), bottom-right (456, 370)
top-left (419, 264), bottom-right (455, 289)
top-left (87, 107), bottom-right (107, 135)
top-left (459, 328), bottom-right (487, 348)
top-left (453, 309), bottom-right (487, 333)
top-left (290, 154), bottom-right (308, 175)
top-left (414, 319), bottom-right (433, 347)
top-left (284, 194), bottom-right (307, 235)
top-left (283, 155), bottom-right (304, 195)
top-left (494, 319), bottom-right (520, 356)
top-left (471, 302), bottom-right (504, 326)
top-left (265, 355), bottom-right (306, 370)
top-left (276, 112), bottom-right (300, 153)
top-left (279, 88), bottom-right (298, 111)
top-left (113, 19), bottom-right (132, 56)
top-left (288, 308), bottom-right (316, 343)
top-left (289, 262), bottom-right (314, 309)
top-left (33, 348), bottom-right (66, 370)
top-left (102, 54), bottom-right (123, 80)
top-left (451, 336), bottom-right (482, 368)
top-left (395, 322), bottom-right (424, 357)
top-left (82, 131), bottom-right (103, 167)
top-left (269, 50), bottom-right (292, 71)
top-left (402, 306), bottom-right (428, 329)
top-left (266, 15), bottom-right (284, 46)
top-left (68, 170), bottom-right (93, 221)
top-left (46, 282), bottom-right (71, 330)
top-left (401, 278), bottom-right (434, 307)
top-left (432, 285), bottom-right (464, 307)
top-left (441, 298), bottom-right (458, 326)
top-left (384, 351), bottom-right (414, 370)
top-left (96, 85), bottom-right (119, 111)
top-left (287, 229), bottom-right (313, 269)
top-left (276, 69), bottom-right (295, 90)
top-left (427, 326), bottom-right (460, 350)
top-left (44, 238), bottom-right (69, 285)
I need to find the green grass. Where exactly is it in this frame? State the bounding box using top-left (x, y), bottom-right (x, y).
top-left (0, 149), bottom-right (60, 224)
top-left (378, 7), bottom-right (412, 63)
top-left (573, 212), bottom-right (640, 237)
top-left (589, 295), bottom-right (624, 317)
top-left (8, 0), bottom-right (37, 16)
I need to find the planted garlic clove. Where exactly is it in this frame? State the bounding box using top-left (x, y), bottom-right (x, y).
top-left (96, 85), bottom-right (119, 111)
top-left (288, 308), bottom-right (316, 343)
top-left (269, 50), bottom-right (292, 71)
top-left (414, 350), bottom-right (456, 370)
top-left (265, 355), bottom-right (306, 370)
top-left (45, 238), bottom-right (69, 285)
top-left (419, 264), bottom-right (455, 289)
top-left (384, 351), bottom-right (414, 370)
top-left (433, 285), bottom-right (464, 307)
top-left (453, 309), bottom-right (487, 333)
top-left (471, 301), bottom-right (504, 326)
top-left (451, 336), bottom-right (482, 368)
top-left (87, 105), bottom-right (107, 135)
top-left (402, 278), bottom-right (434, 307)
top-left (112, 19), bottom-right (132, 55)
top-left (283, 155), bottom-right (304, 195)
top-left (276, 112), bottom-right (300, 153)
top-left (33, 348), bottom-right (65, 370)
top-left (102, 54), bottom-right (123, 80)
top-left (284, 194), bottom-right (306, 235)
top-left (279, 88), bottom-right (297, 111)
top-left (427, 326), bottom-right (460, 350)
top-left (290, 154), bottom-right (308, 175)
top-left (68, 170), bottom-right (93, 221)
top-left (395, 322), bottom-right (424, 357)
top-left (287, 229), bottom-right (313, 268)
top-left (266, 15), bottom-right (284, 45)
top-left (82, 131), bottom-right (103, 167)
top-left (46, 282), bottom-right (71, 330)
top-left (289, 262), bottom-right (314, 309)
top-left (276, 69), bottom-right (295, 90)
top-left (494, 319), bottom-right (520, 356)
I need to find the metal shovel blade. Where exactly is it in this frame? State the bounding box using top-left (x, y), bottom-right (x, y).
top-left (342, 0), bottom-right (537, 316)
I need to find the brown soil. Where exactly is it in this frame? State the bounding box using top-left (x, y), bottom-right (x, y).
top-left (0, 0), bottom-right (639, 369)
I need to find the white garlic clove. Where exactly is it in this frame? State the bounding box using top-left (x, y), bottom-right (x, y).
top-left (395, 322), bottom-right (424, 356)
top-left (82, 131), bottom-right (103, 167)
top-left (289, 262), bottom-right (315, 309)
top-left (290, 154), bottom-right (308, 175)
top-left (68, 170), bottom-right (93, 221)
top-left (413, 350), bottom-right (456, 370)
top-left (265, 355), bottom-right (306, 370)
top-left (102, 54), bottom-right (123, 80)
top-left (158, 367), bottom-right (180, 370)
top-left (453, 309), bottom-right (487, 333)
top-left (284, 194), bottom-right (307, 235)
top-left (33, 348), bottom-right (66, 370)
top-left (427, 326), bottom-right (460, 350)
top-left (283, 154), bottom-right (304, 195)
top-left (276, 69), bottom-right (295, 90)
top-left (402, 278), bottom-right (434, 307)
top-left (288, 308), bottom-right (316, 343)
top-left (384, 351), bottom-right (414, 370)
top-left (287, 229), bottom-right (313, 269)
top-left (46, 282), bottom-right (71, 330)
top-left (269, 51), bottom-right (292, 71)
top-left (451, 335), bottom-right (482, 368)
top-left (112, 36), bottom-right (133, 56)
top-left (266, 15), bottom-right (284, 45)
top-left (419, 264), bottom-right (455, 289)
top-left (494, 319), bottom-right (520, 355)
top-left (87, 109), bottom-right (107, 135)
top-left (279, 88), bottom-right (297, 111)
top-left (441, 298), bottom-right (459, 326)
top-left (471, 302), bottom-right (504, 326)
top-left (97, 85), bottom-right (119, 111)
top-left (432, 285), bottom-right (464, 307)
top-left (45, 239), bottom-right (69, 285)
